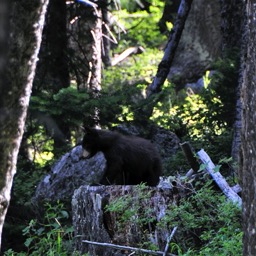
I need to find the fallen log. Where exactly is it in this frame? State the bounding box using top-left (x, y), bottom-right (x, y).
top-left (197, 149), bottom-right (242, 207)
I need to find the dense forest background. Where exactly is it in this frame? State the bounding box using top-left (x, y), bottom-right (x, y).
top-left (1, 0), bottom-right (246, 255)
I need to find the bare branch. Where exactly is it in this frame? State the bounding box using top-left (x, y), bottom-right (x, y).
top-left (82, 239), bottom-right (177, 256)
top-left (147, 0), bottom-right (193, 96)
top-left (163, 226), bottom-right (178, 256)
top-left (197, 149), bottom-right (242, 207)
top-left (111, 46), bottom-right (144, 66)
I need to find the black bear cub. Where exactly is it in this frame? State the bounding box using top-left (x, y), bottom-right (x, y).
top-left (82, 127), bottom-right (162, 186)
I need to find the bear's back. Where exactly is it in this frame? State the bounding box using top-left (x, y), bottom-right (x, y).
top-left (104, 134), bottom-right (162, 185)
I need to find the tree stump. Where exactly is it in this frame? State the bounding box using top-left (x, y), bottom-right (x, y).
top-left (72, 185), bottom-right (176, 256)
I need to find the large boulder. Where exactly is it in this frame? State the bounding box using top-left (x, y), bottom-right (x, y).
top-left (32, 146), bottom-right (106, 206)
top-left (150, 126), bottom-right (180, 162)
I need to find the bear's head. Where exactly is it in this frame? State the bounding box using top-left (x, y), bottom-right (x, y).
top-left (81, 127), bottom-right (99, 159)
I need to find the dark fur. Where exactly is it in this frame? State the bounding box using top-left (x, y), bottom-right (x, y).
top-left (82, 127), bottom-right (162, 186)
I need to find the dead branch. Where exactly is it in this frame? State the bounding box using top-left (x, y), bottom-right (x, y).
top-left (82, 240), bottom-right (177, 256)
top-left (231, 184), bottom-right (242, 193)
top-left (111, 46), bottom-right (145, 66)
top-left (163, 226), bottom-right (178, 256)
top-left (197, 149), bottom-right (242, 207)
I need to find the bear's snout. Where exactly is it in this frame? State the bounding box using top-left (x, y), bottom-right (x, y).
top-left (81, 148), bottom-right (91, 159)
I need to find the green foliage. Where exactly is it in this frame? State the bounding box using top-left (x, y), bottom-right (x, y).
top-left (151, 65), bottom-right (236, 138)
top-left (105, 183), bottom-right (157, 249)
top-left (103, 48), bottom-right (162, 87)
top-left (31, 84), bottom-right (140, 129)
top-left (163, 181), bottom-right (242, 255)
top-left (150, 53), bottom-right (239, 165)
top-left (30, 87), bottom-right (90, 128)
top-left (106, 184), bottom-right (155, 227)
top-left (113, 1), bottom-right (166, 49)
top-left (4, 202), bottom-right (74, 256)
top-left (13, 160), bottom-right (45, 206)
top-left (105, 182), bottom-right (242, 255)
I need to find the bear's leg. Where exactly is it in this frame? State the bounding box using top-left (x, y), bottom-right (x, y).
top-left (145, 159), bottom-right (162, 186)
top-left (100, 160), bottom-right (125, 185)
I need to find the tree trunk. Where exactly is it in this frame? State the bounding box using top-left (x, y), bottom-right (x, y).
top-left (240, 1), bottom-right (256, 255)
top-left (158, 0), bottom-right (180, 34)
top-left (147, 0), bottom-right (193, 97)
top-left (219, 0), bottom-right (245, 166)
top-left (102, 4), bottom-right (112, 67)
top-left (68, 3), bottom-right (102, 91)
top-left (167, 0), bottom-right (221, 91)
top-left (72, 185), bottom-right (175, 256)
top-left (33, 0), bottom-right (71, 151)
top-left (35, 0), bottom-right (70, 93)
top-left (0, 0), bottom-right (48, 249)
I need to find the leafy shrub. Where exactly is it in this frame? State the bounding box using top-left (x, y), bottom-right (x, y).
top-left (4, 202), bottom-right (74, 256)
top-left (105, 181), bottom-right (242, 255)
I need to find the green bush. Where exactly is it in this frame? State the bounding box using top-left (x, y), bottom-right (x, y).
top-left (4, 202), bottom-right (74, 256)
top-left (105, 181), bottom-right (242, 255)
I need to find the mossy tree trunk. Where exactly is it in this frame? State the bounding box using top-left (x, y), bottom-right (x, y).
top-left (0, 0), bottom-right (48, 249)
top-left (241, 1), bottom-right (256, 255)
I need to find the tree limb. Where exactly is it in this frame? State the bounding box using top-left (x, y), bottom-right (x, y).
top-left (163, 226), bottom-right (178, 256)
top-left (111, 46), bottom-right (144, 66)
top-left (147, 0), bottom-right (193, 96)
top-left (197, 149), bottom-right (242, 207)
top-left (82, 239), bottom-right (177, 256)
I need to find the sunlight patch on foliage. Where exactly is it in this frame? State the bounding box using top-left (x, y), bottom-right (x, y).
top-left (203, 70), bottom-right (211, 88)
top-left (102, 49), bottom-right (162, 89)
top-left (112, 3), bottom-right (166, 49)
top-left (118, 106), bottom-right (134, 122)
top-left (33, 151), bottom-right (54, 166)
top-left (26, 125), bottom-right (54, 166)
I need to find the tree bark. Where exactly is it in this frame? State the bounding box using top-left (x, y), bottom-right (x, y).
top-left (68, 2), bottom-right (102, 91)
top-left (102, 3), bottom-right (112, 67)
top-left (0, 0), bottom-right (48, 250)
top-left (167, 0), bottom-right (221, 91)
top-left (220, 0), bottom-right (244, 52)
top-left (34, 0), bottom-right (71, 151)
top-left (158, 0), bottom-right (180, 34)
top-left (240, 1), bottom-right (256, 255)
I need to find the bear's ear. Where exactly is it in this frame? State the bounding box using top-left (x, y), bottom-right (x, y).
top-left (81, 126), bottom-right (99, 136)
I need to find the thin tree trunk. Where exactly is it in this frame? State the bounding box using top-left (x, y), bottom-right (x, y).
top-left (240, 1), bottom-right (256, 255)
top-left (35, 0), bottom-right (70, 93)
top-left (35, 0), bottom-right (70, 152)
top-left (0, 0), bottom-right (49, 249)
top-left (219, 0), bottom-right (245, 166)
top-left (102, 4), bottom-right (111, 67)
top-left (69, 3), bottom-right (102, 91)
top-left (146, 0), bottom-right (193, 97)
